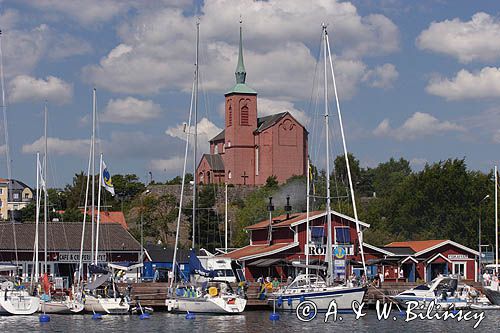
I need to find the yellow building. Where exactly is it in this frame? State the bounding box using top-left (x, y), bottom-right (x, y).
top-left (0, 178), bottom-right (33, 220)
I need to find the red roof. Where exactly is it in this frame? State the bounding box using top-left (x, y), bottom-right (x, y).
top-left (385, 240), bottom-right (447, 252)
top-left (78, 209), bottom-right (128, 229)
top-left (223, 243), bottom-right (298, 260)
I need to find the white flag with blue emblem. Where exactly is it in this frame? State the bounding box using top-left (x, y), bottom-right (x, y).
top-left (101, 160), bottom-right (115, 196)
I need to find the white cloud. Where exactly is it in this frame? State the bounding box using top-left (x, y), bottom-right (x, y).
top-left (417, 12), bottom-right (500, 63)
top-left (8, 75), bottom-right (73, 105)
top-left (83, 0), bottom-right (399, 100)
top-left (257, 98), bottom-right (310, 126)
top-left (49, 33), bottom-right (92, 59)
top-left (151, 156), bottom-right (185, 172)
top-left (426, 67), bottom-right (500, 100)
top-left (166, 118), bottom-right (222, 153)
top-left (373, 112), bottom-right (465, 140)
top-left (362, 63), bottom-right (398, 88)
top-left (22, 137), bottom-right (89, 156)
top-left (101, 97), bottom-right (162, 124)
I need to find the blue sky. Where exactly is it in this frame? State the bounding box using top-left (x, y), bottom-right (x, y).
top-left (0, 0), bottom-right (500, 188)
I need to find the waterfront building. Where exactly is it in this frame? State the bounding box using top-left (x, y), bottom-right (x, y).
top-left (0, 222), bottom-right (142, 285)
top-left (223, 210), bottom-right (480, 283)
top-left (196, 26), bottom-right (308, 185)
top-left (142, 244), bottom-right (190, 281)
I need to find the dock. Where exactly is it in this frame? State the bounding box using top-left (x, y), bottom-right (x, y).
top-left (118, 281), bottom-right (485, 310)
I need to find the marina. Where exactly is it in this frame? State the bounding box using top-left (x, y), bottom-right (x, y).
top-left (0, 0), bottom-right (500, 331)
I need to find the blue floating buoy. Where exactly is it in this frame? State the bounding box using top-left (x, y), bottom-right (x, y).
top-left (269, 312), bottom-right (280, 321)
top-left (287, 297), bottom-right (292, 306)
top-left (92, 313), bottom-right (103, 320)
top-left (39, 314), bottom-right (50, 323)
top-left (185, 312), bottom-right (196, 320)
top-left (277, 296), bottom-right (283, 307)
top-left (300, 296), bottom-right (305, 303)
top-left (139, 313), bottom-right (150, 320)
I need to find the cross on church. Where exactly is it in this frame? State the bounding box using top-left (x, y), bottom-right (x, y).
top-left (241, 171), bottom-right (249, 185)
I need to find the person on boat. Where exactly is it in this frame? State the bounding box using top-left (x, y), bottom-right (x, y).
top-left (153, 267), bottom-right (159, 282)
top-left (272, 277), bottom-right (279, 290)
top-left (483, 271), bottom-right (491, 286)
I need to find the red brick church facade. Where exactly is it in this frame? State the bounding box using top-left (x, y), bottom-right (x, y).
top-left (197, 25), bottom-right (308, 185)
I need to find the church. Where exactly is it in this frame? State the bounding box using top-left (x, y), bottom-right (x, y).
top-left (196, 26), bottom-right (308, 186)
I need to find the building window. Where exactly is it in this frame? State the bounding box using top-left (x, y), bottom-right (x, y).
top-left (227, 141), bottom-right (231, 147)
top-left (241, 105), bottom-right (249, 125)
top-left (228, 171), bottom-right (232, 179)
top-left (24, 193), bottom-right (29, 199)
top-left (0, 188), bottom-right (3, 194)
top-left (255, 146), bottom-right (259, 176)
top-left (222, 144), bottom-right (225, 153)
top-left (228, 105), bottom-right (232, 127)
top-left (13, 204), bottom-right (19, 209)
top-left (310, 226), bottom-right (325, 245)
top-left (452, 262), bottom-right (466, 278)
top-left (13, 193), bottom-right (19, 200)
top-left (334, 227), bottom-right (350, 244)
top-left (215, 145), bottom-right (218, 154)
top-left (0, 200), bottom-right (2, 207)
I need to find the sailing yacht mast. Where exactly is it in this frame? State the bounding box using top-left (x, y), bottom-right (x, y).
top-left (496, 166), bottom-right (498, 276)
top-left (192, 21), bottom-right (199, 249)
top-left (170, 22), bottom-right (198, 290)
top-left (43, 102), bottom-right (48, 275)
top-left (91, 89), bottom-right (96, 262)
top-left (34, 153), bottom-right (40, 281)
top-left (325, 25), bottom-right (368, 277)
top-left (322, 24), bottom-right (334, 285)
top-left (305, 157), bottom-right (310, 277)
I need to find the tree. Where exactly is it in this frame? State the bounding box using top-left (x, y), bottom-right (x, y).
top-left (140, 193), bottom-right (178, 245)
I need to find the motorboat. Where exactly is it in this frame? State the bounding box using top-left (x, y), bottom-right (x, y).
top-left (269, 274), bottom-right (366, 311)
top-left (166, 281), bottom-right (246, 314)
top-left (394, 275), bottom-right (470, 309)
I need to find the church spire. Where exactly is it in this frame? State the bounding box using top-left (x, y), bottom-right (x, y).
top-left (235, 20), bottom-right (246, 84)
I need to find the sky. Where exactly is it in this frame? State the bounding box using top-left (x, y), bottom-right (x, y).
top-left (1, 0), bottom-right (500, 189)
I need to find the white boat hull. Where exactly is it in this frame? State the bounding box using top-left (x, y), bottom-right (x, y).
top-left (84, 295), bottom-right (129, 314)
top-left (269, 286), bottom-right (366, 311)
top-left (40, 300), bottom-right (85, 314)
top-left (166, 296), bottom-right (246, 314)
top-left (0, 290), bottom-right (39, 315)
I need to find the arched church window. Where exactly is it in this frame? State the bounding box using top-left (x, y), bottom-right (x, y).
top-left (240, 99), bottom-right (249, 126)
top-left (228, 103), bottom-right (232, 127)
top-left (228, 171), bottom-right (232, 179)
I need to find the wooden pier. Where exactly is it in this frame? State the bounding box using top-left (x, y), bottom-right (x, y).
top-left (118, 281), bottom-right (485, 310)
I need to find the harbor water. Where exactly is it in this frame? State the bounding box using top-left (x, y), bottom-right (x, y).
top-left (1, 310), bottom-right (498, 332)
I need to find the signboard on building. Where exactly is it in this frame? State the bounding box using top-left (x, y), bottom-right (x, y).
top-left (307, 244), bottom-right (353, 256)
top-left (58, 252), bottom-right (107, 263)
top-left (448, 254), bottom-right (468, 260)
top-left (334, 259), bottom-right (346, 280)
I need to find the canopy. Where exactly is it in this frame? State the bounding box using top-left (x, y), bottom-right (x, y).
top-left (0, 264), bottom-right (18, 272)
top-left (189, 249), bottom-right (215, 278)
top-left (108, 262), bottom-right (143, 272)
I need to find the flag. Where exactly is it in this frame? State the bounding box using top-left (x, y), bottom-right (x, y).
top-left (101, 161), bottom-right (115, 196)
top-left (37, 157), bottom-right (46, 192)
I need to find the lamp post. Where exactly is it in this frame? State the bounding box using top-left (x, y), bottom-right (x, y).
top-left (478, 194), bottom-right (490, 281)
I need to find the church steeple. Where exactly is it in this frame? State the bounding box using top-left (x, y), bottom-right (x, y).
top-left (235, 20), bottom-right (246, 84)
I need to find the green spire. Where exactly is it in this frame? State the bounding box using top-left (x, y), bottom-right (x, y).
top-left (235, 21), bottom-right (246, 84)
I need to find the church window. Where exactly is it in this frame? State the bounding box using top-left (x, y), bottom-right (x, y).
top-left (255, 146), bottom-right (259, 176)
top-left (215, 145), bottom-right (218, 154)
top-left (228, 171), bottom-right (232, 179)
top-left (228, 104), bottom-right (232, 127)
top-left (227, 141), bottom-right (231, 147)
top-left (240, 99), bottom-right (249, 126)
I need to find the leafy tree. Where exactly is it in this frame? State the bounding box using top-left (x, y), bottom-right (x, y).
top-left (140, 192), bottom-right (178, 245)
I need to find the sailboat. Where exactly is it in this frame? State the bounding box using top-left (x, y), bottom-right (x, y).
top-left (0, 29), bottom-right (39, 316)
top-left (33, 105), bottom-right (84, 314)
top-left (80, 89), bottom-right (130, 314)
top-left (483, 166), bottom-right (500, 305)
top-left (164, 21), bottom-right (246, 315)
top-left (268, 24), bottom-right (367, 311)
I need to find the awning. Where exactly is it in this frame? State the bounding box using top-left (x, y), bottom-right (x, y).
top-left (249, 258), bottom-right (282, 267)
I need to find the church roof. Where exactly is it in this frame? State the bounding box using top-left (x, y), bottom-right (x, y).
top-left (201, 154), bottom-right (225, 171)
top-left (210, 129), bottom-right (225, 142)
top-left (255, 112), bottom-right (288, 133)
top-left (225, 83), bottom-right (257, 95)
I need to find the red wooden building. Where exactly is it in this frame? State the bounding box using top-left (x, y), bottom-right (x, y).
top-left (223, 210), bottom-right (480, 283)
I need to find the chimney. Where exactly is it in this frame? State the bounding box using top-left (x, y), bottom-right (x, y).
top-left (284, 195), bottom-right (292, 219)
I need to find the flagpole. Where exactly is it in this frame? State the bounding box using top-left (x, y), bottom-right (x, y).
top-left (95, 153), bottom-right (103, 265)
